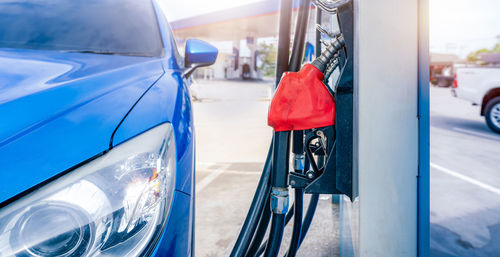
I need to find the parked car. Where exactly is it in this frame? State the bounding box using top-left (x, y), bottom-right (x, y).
top-left (430, 65), bottom-right (454, 87)
top-left (0, 1), bottom-right (217, 256)
top-left (430, 53), bottom-right (460, 88)
top-left (453, 66), bottom-right (500, 133)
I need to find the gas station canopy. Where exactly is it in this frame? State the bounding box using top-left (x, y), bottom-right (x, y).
top-left (170, 0), bottom-right (303, 41)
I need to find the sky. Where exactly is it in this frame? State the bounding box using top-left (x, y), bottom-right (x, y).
top-left (163, 0), bottom-right (500, 58)
top-left (429, 0), bottom-right (500, 57)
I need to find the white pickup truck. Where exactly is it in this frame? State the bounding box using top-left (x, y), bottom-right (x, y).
top-left (453, 66), bottom-right (500, 134)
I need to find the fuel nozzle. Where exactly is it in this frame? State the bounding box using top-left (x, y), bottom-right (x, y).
top-left (311, 35), bottom-right (345, 73)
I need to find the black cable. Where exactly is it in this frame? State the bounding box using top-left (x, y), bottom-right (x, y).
top-left (248, 144), bottom-right (317, 257)
top-left (245, 198), bottom-right (272, 257)
top-left (254, 194), bottom-right (317, 257)
top-left (286, 189), bottom-right (303, 257)
top-left (275, 0), bottom-right (293, 88)
top-left (270, 131), bottom-right (291, 189)
top-left (254, 241), bottom-right (266, 257)
top-left (294, 144), bottom-right (320, 249)
top-left (262, 214), bottom-right (286, 257)
top-left (285, 205), bottom-right (295, 224)
top-left (251, 206), bottom-right (296, 257)
top-left (262, 130), bottom-right (290, 257)
top-left (229, 142), bottom-right (273, 257)
top-left (289, 0), bottom-right (311, 71)
top-left (258, 195), bottom-right (319, 257)
top-left (298, 193), bottom-right (319, 247)
top-left (292, 132), bottom-right (305, 157)
top-left (315, 8), bottom-right (322, 58)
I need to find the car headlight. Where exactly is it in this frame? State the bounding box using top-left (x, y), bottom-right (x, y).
top-left (0, 123), bottom-right (176, 257)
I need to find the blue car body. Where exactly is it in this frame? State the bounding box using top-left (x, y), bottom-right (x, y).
top-left (0, 1), bottom-right (209, 256)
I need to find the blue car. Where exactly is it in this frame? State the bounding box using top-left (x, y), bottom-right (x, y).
top-left (0, 0), bottom-right (217, 256)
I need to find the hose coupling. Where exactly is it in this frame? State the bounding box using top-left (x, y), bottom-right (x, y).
top-left (312, 34), bottom-right (345, 73)
top-left (270, 187), bottom-right (289, 214)
top-left (293, 153), bottom-right (305, 171)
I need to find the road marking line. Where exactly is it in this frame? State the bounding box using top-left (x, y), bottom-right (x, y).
top-left (452, 127), bottom-right (500, 141)
top-left (196, 161), bottom-right (216, 166)
top-left (431, 162), bottom-right (500, 196)
top-left (196, 164), bottom-right (230, 193)
top-left (199, 169), bottom-right (261, 175)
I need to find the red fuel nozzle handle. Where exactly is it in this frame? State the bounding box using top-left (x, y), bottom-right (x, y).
top-left (268, 34), bottom-right (345, 132)
top-left (268, 64), bottom-right (336, 131)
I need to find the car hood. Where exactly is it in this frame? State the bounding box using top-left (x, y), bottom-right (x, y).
top-left (0, 48), bottom-right (164, 205)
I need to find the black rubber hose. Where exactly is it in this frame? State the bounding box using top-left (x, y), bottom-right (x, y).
top-left (286, 189), bottom-right (303, 257)
top-left (262, 129), bottom-right (290, 257)
top-left (291, 149), bottom-right (319, 250)
top-left (271, 131), bottom-right (291, 188)
top-left (289, 0), bottom-right (311, 71)
top-left (254, 241), bottom-right (267, 257)
top-left (245, 199), bottom-right (272, 257)
top-left (298, 150), bottom-right (321, 247)
top-left (262, 214), bottom-right (286, 257)
top-left (315, 8), bottom-right (322, 58)
top-left (262, 131), bottom-right (290, 256)
top-left (275, 0), bottom-right (293, 88)
top-left (251, 206), bottom-right (296, 257)
top-left (254, 195), bottom-right (316, 257)
top-left (273, 194), bottom-right (320, 257)
top-left (298, 193), bottom-right (319, 247)
top-left (247, 202), bottom-right (296, 257)
top-left (229, 142), bottom-right (273, 257)
top-left (292, 132), bottom-right (304, 157)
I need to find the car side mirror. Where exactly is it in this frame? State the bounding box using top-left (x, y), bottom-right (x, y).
top-left (183, 39), bottom-right (218, 78)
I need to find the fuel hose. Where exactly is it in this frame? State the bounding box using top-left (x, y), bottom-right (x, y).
top-left (229, 0), bottom-right (293, 256)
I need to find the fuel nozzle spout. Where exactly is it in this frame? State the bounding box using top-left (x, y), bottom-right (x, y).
top-left (311, 35), bottom-right (345, 73)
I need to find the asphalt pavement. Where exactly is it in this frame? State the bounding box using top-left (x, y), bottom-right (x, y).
top-left (192, 79), bottom-right (339, 257)
top-left (430, 87), bottom-right (500, 257)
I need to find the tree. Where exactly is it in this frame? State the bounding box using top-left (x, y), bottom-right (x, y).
top-left (467, 43), bottom-right (500, 62)
top-left (257, 42), bottom-right (277, 77)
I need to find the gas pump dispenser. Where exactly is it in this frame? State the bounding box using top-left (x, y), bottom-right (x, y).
top-left (229, 1), bottom-right (355, 257)
top-left (225, 0), bottom-right (430, 255)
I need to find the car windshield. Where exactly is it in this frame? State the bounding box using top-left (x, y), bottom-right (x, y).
top-left (0, 0), bottom-right (163, 57)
